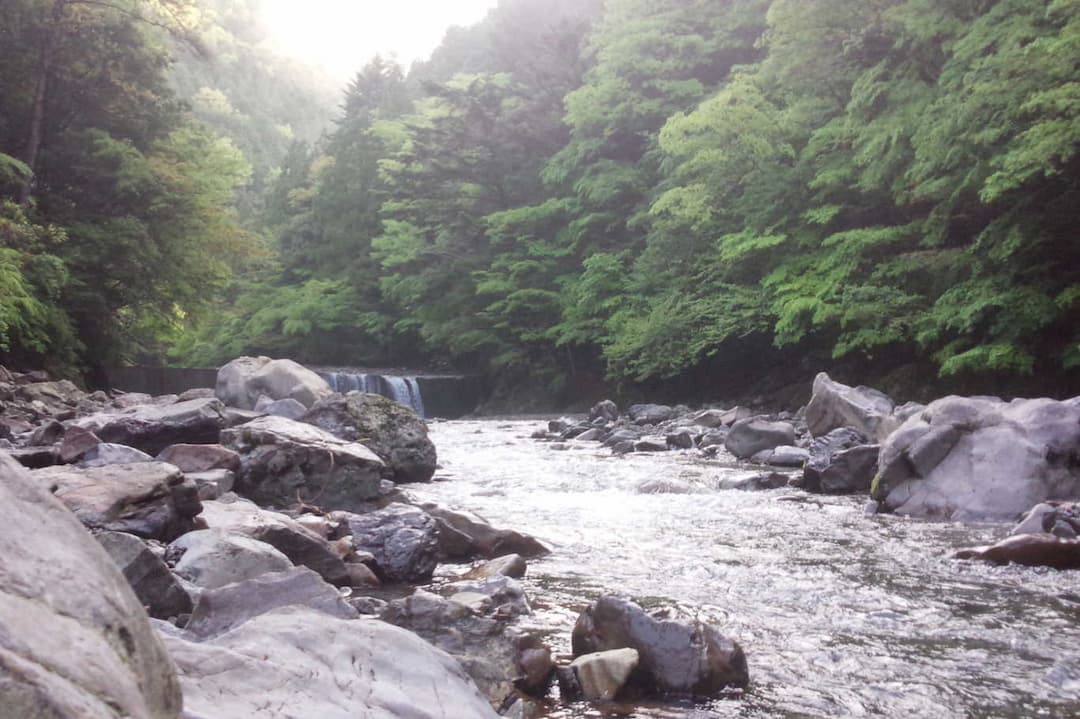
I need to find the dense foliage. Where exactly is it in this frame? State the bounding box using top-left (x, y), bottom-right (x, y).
top-left (0, 0), bottom-right (331, 377)
top-left (3, 0), bottom-right (1077, 399)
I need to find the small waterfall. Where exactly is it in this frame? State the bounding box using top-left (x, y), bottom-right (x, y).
top-left (322, 371), bottom-right (426, 418)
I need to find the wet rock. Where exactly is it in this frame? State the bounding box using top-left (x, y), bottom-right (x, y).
top-left (603, 428), bottom-right (642, 446)
top-left (805, 372), bottom-right (899, 442)
top-left (636, 477), bottom-right (699, 494)
top-left (0, 451), bottom-right (182, 719)
top-left (96, 531), bottom-right (192, 620)
top-left (221, 415), bottom-right (386, 512)
top-left (694, 406), bottom-right (752, 429)
top-left (628, 404), bottom-right (675, 425)
top-left (215, 355), bottom-right (333, 411)
top-left (422, 503), bottom-right (550, 560)
top-left (71, 397), bottom-right (228, 456)
top-left (34, 461), bottom-right (202, 541)
top-left (171, 529), bottom-right (294, 589)
top-left (753, 445), bottom-right (809, 467)
top-left (199, 496), bottom-right (351, 586)
top-left (717, 472), bottom-right (791, 491)
top-left (570, 648), bottom-right (640, 701)
top-left (699, 429), bottom-right (729, 448)
top-left (666, 429), bottom-right (697, 449)
top-left (572, 595), bottom-right (749, 696)
top-left (382, 590), bottom-right (552, 707)
top-left (873, 396), bottom-right (1080, 520)
top-left (612, 440), bottom-right (636, 455)
top-left (157, 443), bottom-right (241, 474)
top-left (725, 418), bottom-right (796, 460)
top-left (79, 442), bottom-right (154, 467)
top-left (184, 566), bottom-right (356, 639)
top-left (445, 575), bottom-right (532, 619)
top-left (590, 400), bottom-right (619, 422)
top-left (634, 436), bottom-right (669, 452)
top-left (796, 428), bottom-right (879, 494)
top-left (336, 503), bottom-right (439, 583)
top-left (464, 554), bottom-right (528, 580)
top-left (548, 416), bottom-right (576, 433)
top-left (161, 606), bottom-right (499, 719)
top-left (301, 391), bottom-right (436, 483)
top-left (954, 534), bottom-right (1080, 569)
top-left (575, 427), bottom-right (605, 442)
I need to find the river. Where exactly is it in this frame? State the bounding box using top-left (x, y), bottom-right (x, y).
top-left (409, 419), bottom-right (1080, 719)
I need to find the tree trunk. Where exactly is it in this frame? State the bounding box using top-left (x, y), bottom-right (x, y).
top-left (18, 0), bottom-right (68, 206)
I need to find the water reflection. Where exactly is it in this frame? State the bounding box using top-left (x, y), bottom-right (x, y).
top-left (413, 421), bottom-right (1080, 718)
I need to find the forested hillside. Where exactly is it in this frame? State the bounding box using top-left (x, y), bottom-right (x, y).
top-left (177, 0), bottom-right (1080, 403)
top-left (3, 0), bottom-right (1078, 403)
top-left (0, 0), bottom-right (333, 380)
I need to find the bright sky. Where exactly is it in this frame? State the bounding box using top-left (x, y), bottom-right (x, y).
top-left (261, 0), bottom-right (501, 81)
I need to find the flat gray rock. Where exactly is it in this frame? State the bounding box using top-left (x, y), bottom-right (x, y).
top-left (161, 606), bottom-right (498, 719)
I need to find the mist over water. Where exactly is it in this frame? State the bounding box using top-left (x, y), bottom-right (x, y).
top-left (412, 420), bottom-right (1080, 719)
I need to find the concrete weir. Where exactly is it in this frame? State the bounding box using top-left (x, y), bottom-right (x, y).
top-left (105, 365), bottom-right (483, 419)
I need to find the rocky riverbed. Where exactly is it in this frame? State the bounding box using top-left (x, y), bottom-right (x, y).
top-left (2, 359), bottom-right (1080, 718)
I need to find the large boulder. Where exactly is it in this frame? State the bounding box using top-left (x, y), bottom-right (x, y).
top-left (220, 415), bottom-right (386, 512)
top-left (805, 372), bottom-right (899, 442)
top-left (70, 398), bottom-right (228, 456)
top-left (724, 418), bottom-right (796, 460)
top-left (0, 451), bottom-right (182, 719)
top-left (873, 396), bottom-right (1080, 520)
top-left (301, 392), bottom-right (437, 483)
top-left (335, 503), bottom-right (440, 583)
top-left (199, 495), bottom-right (350, 586)
top-left (160, 606), bottom-right (499, 719)
top-left (571, 595), bottom-right (748, 697)
top-left (33, 462), bottom-right (202, 541)
top-left (215, 356), bottom-right (333, 411)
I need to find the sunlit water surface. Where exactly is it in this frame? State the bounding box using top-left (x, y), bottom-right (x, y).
top-left (409, 420), bottom-right (1080, 719)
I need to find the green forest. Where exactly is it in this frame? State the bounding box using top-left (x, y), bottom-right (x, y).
top-left (2, 0), bottom-right (1078, 403)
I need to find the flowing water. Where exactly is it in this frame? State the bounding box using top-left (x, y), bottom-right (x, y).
top-left (411, 420), bottom-right (1080, 719)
